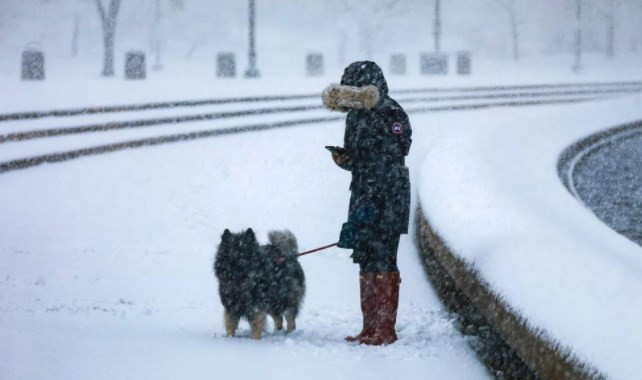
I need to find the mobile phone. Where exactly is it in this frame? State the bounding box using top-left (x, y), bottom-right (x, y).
top-left (325, 146), bottom-right (346, 155)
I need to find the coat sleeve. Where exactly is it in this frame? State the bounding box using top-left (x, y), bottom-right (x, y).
top-left (335, 112), bottom-right (358, 171)
top-left (381, 108), bottom-right (412, 160)
top-left (398, 110), bottom-right (412, 156)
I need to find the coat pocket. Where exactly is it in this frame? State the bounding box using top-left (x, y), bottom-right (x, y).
top-left (338, 221), bottom-right (377, 249)
top-left (384, 166), bottom-right (410, 234)
top-left (338, 222), bottom-right (356, 249)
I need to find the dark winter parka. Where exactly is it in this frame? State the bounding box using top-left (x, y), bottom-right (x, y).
top-left (335, 61), bottom-right (412, 250)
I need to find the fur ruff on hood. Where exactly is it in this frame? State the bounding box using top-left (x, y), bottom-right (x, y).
top-left (322, 83), bottom-right (380, 113)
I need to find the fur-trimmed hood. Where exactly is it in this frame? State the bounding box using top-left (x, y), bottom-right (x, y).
top-left (322, 83), bottom-right (379, 112)
top-left (321, 61), bottom-right (388, 113)
top-left (340, 61), bottom-right (388, 100)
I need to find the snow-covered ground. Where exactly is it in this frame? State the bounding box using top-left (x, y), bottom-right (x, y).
top-left (0, 80), bottom-right (492, 379)
top-left (2, 51), bottom-right (642, 379)
top-left (417, 96), bottom-right (642, 379)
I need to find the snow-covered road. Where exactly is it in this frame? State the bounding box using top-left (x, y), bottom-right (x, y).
top-left (2, 81), bottom-right (639, 170)
top-left (2, 77), bottom-right (642, 379)
top-left (564, 124), bottom-right (642, 250)
top-left (0, 101), bottom-right (490, 379)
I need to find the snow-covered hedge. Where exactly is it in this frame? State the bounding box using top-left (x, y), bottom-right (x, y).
top-left (415, 97), bottom-right (642, 379)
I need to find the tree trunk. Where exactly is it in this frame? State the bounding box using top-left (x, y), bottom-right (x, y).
top-left (151, 0), bottom-right (163, 70)
top-left (606, 14), bottom-right (615, 58)
top-left (433, 0), bottom-right (441, 52)
top-left (71, 15), bottom-right (80, 57)
top-left (96, 0), bottom-right (121, 77)
top-left (573, 0), bottom-right (583, 72)
top-left (509, 10), bottom-right (520, 60)
top-left (102, 24), bottom-right (115, 76)
top-left (244, 0), bottom-right (260, 78)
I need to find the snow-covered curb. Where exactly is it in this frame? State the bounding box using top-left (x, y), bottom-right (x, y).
top-left (415, 210), bottom-right (600, 379)
top-left (415, 97), bottom-right (642, 379)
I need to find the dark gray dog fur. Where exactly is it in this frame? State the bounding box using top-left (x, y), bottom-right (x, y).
top-left (214, 228), bottom-right (305, 339)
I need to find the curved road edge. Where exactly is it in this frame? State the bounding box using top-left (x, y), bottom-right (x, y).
top-left (558, 119), bottom-right (642, 199)
top-left (415, 205), bottom-right (604, 379)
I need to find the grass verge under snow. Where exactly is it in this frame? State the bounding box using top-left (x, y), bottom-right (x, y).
top-left (416, 96), bottom-right (642, 379)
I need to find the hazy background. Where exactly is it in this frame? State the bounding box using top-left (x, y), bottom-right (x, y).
top-left (2, 0), bottom-right (641, 77)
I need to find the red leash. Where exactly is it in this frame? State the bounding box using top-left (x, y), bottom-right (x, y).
top-left (296, 243), bottom-right (338, 258)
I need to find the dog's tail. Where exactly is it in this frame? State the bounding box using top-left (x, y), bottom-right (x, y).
top-left (268, 230), bottom-right (298, 257)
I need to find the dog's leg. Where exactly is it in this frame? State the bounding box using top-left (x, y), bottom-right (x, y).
top-left (285, 309), bottom-right (296, 333)
top-left (250, 312), bottom-right (266, 340)
top-left (224, 309), bottom-right (239, 337)
top-left (271, 314), bottom-right (284, 331)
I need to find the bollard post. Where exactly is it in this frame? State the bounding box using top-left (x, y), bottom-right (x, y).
top-left (420, 53), bottom-right (448, 75)
top-left (390, 54), bottom-right (407, 75)
top-left (306, 54), bottom-right (324, 77)
top-left (457, 51), bottom-right (472, 75)
top-left (125, 51), bottom-right (146, 80)
top-left (217, 53), bottom-right (236, 78)
top-left (244, 0), bottom-right (260, 78)
top-left (21, 50), bottom-right (45, 81)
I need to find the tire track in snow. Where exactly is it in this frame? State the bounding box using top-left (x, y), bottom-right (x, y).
top-left (2, 84), bottom-right (641, 143)
top-left (0, 104), bottom-right (324, 142)
top-left (0, 80), bottom-right (640, 122)
top-left (0, 96), bottom-right (605, 174)
top-left (0, 94), bottom-right (320, 122)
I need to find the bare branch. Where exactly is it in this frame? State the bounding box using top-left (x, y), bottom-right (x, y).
top-left (108, 0), bottom-right (121, 21)
top-left (95, 0), bottom-right (106, 24)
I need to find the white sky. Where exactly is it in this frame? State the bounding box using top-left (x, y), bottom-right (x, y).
top-left (1, 0), bottom-right (641, 61)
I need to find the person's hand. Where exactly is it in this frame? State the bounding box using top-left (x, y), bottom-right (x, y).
top-left (332, 152), bottom-right (349, 166)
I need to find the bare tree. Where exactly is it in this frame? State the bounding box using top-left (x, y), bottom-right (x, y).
top-left (604, 2), bottom-right (615, 58)
top-left (71, 14), bottom-right (80, 57)
top-left (494, 0), bottom-right (520, 60)
top-left (434, 0), bottom-right (441, 52)
top-left (151, 0), bottom-right (162, 70)
top-left (573, 0), bottom-right (583, 72)
top-left (595, 0), bottom-right (620, 58)
top-left (95, 0), bottom-right (121, 76)
top-left (149, 0), bottom-right (184, 67)
top-left (327, 0), bottom-right (406, 62)
top-left (628, 0), bottom-right (642, 52)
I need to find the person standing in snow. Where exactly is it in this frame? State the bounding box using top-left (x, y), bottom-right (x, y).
top-left (323, 61), bottom-right (412, 345)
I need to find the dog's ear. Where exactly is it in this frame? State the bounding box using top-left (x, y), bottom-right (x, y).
top-left (222, 229), bottom-right (231, 239)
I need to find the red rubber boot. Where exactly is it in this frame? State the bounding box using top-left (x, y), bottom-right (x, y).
top-left (345, 273), bottom-right (377, 342)
top-left (360, 272), bottom-right (401, 346)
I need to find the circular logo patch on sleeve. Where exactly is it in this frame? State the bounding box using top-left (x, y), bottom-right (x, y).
top-left (391, 122), bottom-right (403, 135)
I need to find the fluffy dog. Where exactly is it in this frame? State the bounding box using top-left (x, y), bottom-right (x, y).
top-left (214, 228), bottom-right (305, 340)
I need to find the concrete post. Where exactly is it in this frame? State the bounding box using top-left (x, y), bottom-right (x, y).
top-left (420, 53), bottom-right (448, 75)
top-left (21, 50), bottom-right (45, 80)
top-left (125, 51), bottom-right (146, 80)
